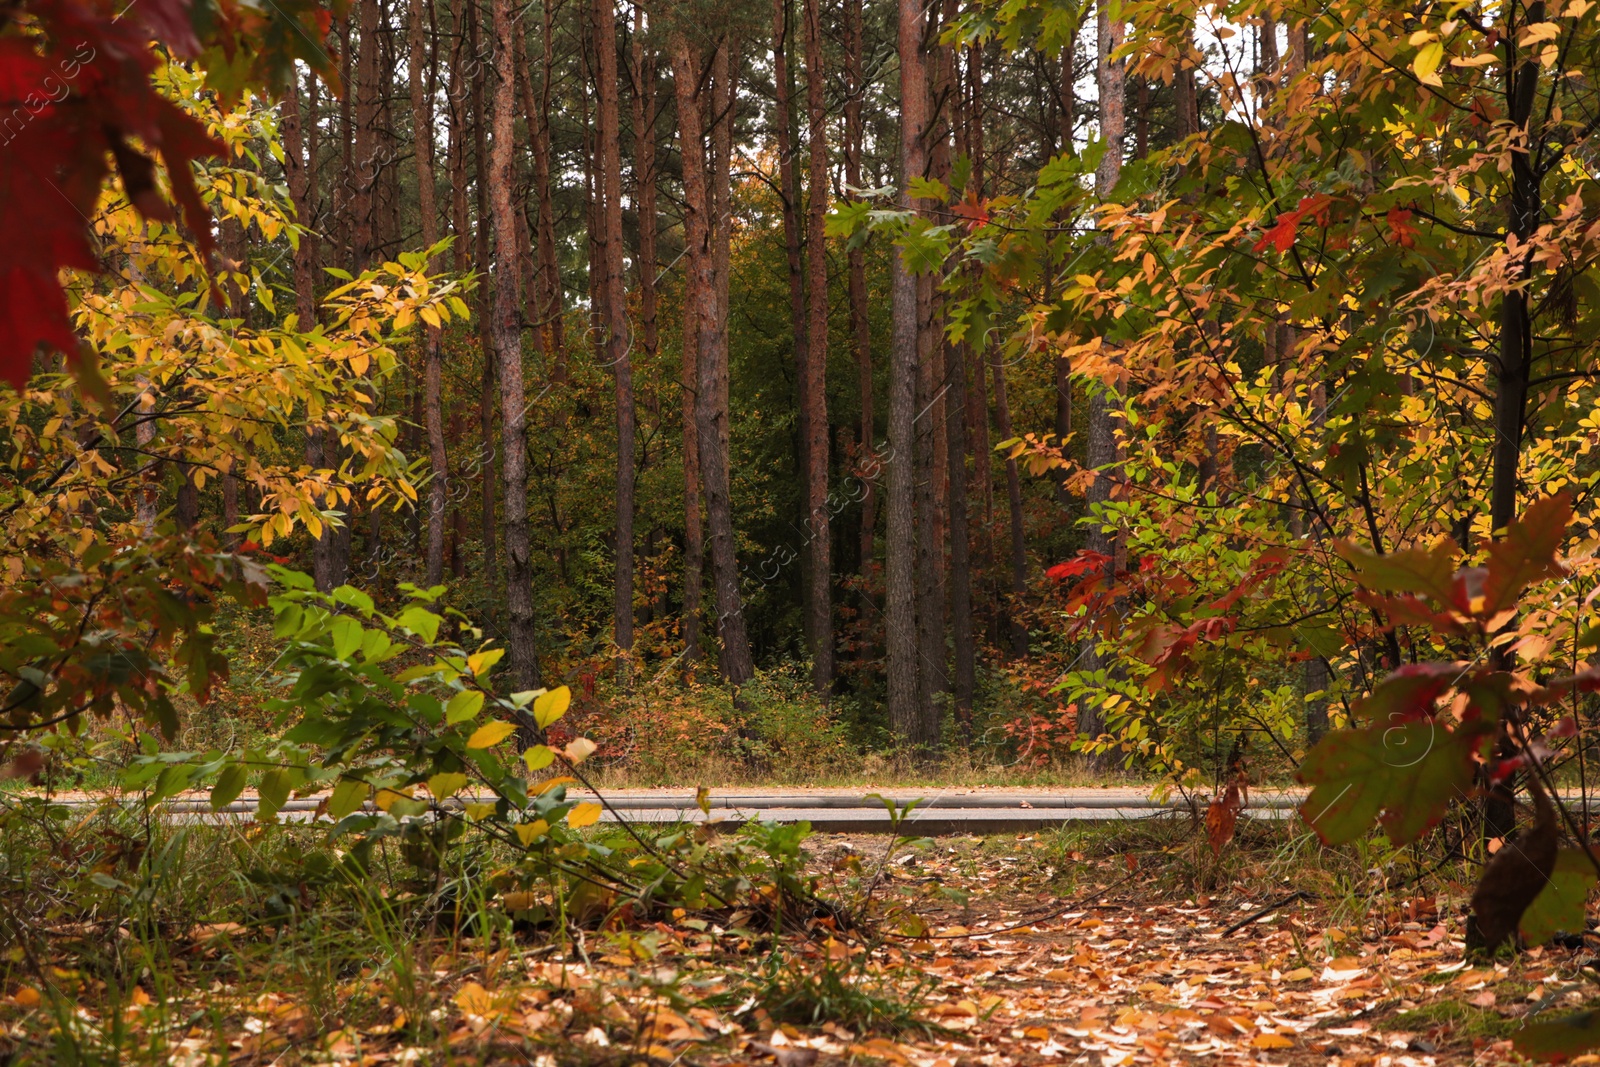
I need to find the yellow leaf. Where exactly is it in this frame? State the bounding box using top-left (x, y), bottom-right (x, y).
top-left (454, 981), bottom-right (494, 1016)
top-left (467, 721), bottom-right (516, 749)
top-left (1413, 40), bottom-right (1445, 83)
top-left (533, 685), bottom-right (571, 729)
top-left (534, 776), bottom-right (576, 795)
top-left (1251, 1034), bottom-right (1295, 1050)
top-left (566, 802), bottom-right (603, 829)
top-left (564, 737), bottom-right (597, 764)
top-left (514, 819), bottom-right (550, 846)
top-left (427, 772), bottom-right (470, 798)
top-left (467, 649), bottom-right (504, 676)
top-left (374, 786), bottom-right (414, 811)
top-left (523, 745), bottom-right (555, 772)
top-left (464, 802), bottom-right (496, 821)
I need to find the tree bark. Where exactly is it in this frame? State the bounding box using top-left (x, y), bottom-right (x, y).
top-left (673, 32), bottom-right (754, 684)
top-left (594, 0), bottom-right (635, 683)
top-left (844, 0), bottom-right (875, 622)
top-left (800, 0), bottom-right (833, 693)
top-left (490, 0), bottom-right (539, 693)
top-left (470, 0), bottom-right (499, 588)
top-left (890, 0), bottom-right (933, 752)
top-left (1077, 0), bottom-right (1127, 746)
top-left (410, 0), bottom-right (448, 587)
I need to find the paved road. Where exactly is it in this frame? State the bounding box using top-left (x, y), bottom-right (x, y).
top-left (13, 788), bottom-right (1305, 834)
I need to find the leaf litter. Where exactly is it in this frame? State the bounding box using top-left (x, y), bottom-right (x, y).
top-left (3, 826), bottom-right (1599, 1065)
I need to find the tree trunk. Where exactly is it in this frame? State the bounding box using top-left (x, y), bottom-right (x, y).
top-left (410, 0), bottom-right (448, 587)
top-left (801, 0), bottom-right (833, 693)
top-left (1077, 0), bottom-right (1127, 746)
top-left (536, 0), bottom-right (565, 377)
top-left (490, 0), bottom-right (539, 693)
top-left (672, 32), bottom-right (753, 684)
top-left (470, 0), bottom-right (499, 589)
top-left (595, 0), bottom-right (635, 684)
top-left (351, 0), bottom-right (382, 270)
top-left (631, 15), bottom-right (659, 368)
top-left (945, 338), bottom-right (975, 739)
top-left (890, 0), bottom-right (933, 752)
top-left (844, 0), bottom-right (877, 662)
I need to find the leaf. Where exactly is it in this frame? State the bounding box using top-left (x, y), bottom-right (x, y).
top-left (1412, 40), bottom-right (1445, 82)
top-left (566, 802), bottom-right (603, 829)
top-left (564, 737), bottom-right (597, 764)
top-left (330, 616), bottom-right (363, 660)
top-left (1205, 781), bottom-right (1245, 855)
top-left (514, 819), bottom-right (550, 846)
top-left (522, 745), bottom-right (555, 772)
top-left (427, 772), bottom-right (470, 799)
top-left (1482, 494), bottom-right (1570, 615)
top-left (1298, 719), bottom-right (1485, 845)
top-left (328, 778), bottom-right (370, 819)
top-left (467, 648), bottom-right (504, 676)
top-left (534, 686), bottom-right (571, 729)
top-left (467, 721), bottom-right (516, 749)
top-left (210, 764), bottom-right (248, 810)
top-left (696, 785), bottom-right (712, 815)
top-left (1349, 661), bottom-right (1464, 725)
top-left (258, 768), bottom-right (291, 821)
top-left (1335, 537), bottom-right (1459, 603)
top-left (396, 606), bottom-right (443, 643)
top-left (1515, 1009), bottom-right (1600, 1061)
top-left (445, 690), bottom-right (485, 724)
top-left (1520, 848), bottom-right (1598, 944)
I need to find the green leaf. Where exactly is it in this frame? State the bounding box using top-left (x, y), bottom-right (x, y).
top-left (1521, 849), bottom-right (1598, 944)
top-left (397, 606), bottom-right (443, 643)
top-left (210, 764), bottom-right (249, 810)
top-left (1298, 719), bottom-right (1485, 845)
top-left (258, 768), bottom-right (292, 821)
top-left (908, 175), bottom-right (950, 203)
top-left (328, 778), bottom-right (369, 819)
top-left (522, 745), bottom-right (555, 772)
top-left (330, 616), bottom-right (363, 660)
top-left (445, 690), bottom-right (485, 724)
top-left (1515, 1009), bottom-right (1600, 1062)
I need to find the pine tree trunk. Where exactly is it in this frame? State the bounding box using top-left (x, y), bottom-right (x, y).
top-left (890, 0), bottom-right (933, 752)
top-left (594, 0), bottom-right (635, 684)
top-left (490, 0), bottom-right (539, 694)
top-left (845, 0), bottom-right (877, 650)
top-left (801, 0), bottom-right (833, 693)
top-left (470, 0), bottom-right (499, 587)
top-left (1078, 0), bottom-right (1126, 746)
top-left (410, 0), bottom-right (448, 587)
top-left (672, 32), bottom-right (753, 685)
top-left (351, 0), bottom-right (382, 269)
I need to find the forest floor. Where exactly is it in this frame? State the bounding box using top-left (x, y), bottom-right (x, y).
top-left (0, 817), bottom-right (1589, 1066)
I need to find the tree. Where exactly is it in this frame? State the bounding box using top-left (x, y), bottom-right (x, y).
top-left (410, 0), bottom-right (449, 588)
top-left (490, 0), bottom-right (541, 694)
top-left (672, 30), bottom-right (753, 685)
top-left (888, 0), bottom-right (933, 751)
top-left (594, 0), bottom-right (635, 684)
top-left (800, 0), bottom-right (833, 693)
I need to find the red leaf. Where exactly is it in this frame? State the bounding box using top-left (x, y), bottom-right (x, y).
top-left (1047, 551), bottom-right (1112, 581)
top-left (1351, 661), bottom-right (1464, 724)
top-left (1386, 207), bottom-right (1418, 248)
top-left (1205, 780), bottom-right (1246, 855)
top-left (1482, 493), bottom-right (1571, 615)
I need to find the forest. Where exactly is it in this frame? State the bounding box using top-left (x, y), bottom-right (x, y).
top-left (8, 0), bottom-right (1600, 1057)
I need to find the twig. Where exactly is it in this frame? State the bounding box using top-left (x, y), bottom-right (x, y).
top-left (1223, 890), bottom-right (1312, 936)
